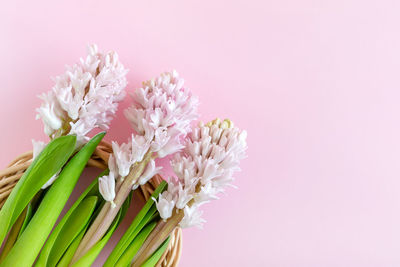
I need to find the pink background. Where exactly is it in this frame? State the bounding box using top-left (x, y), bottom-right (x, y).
top-left (1, 0), bottom-right (400, 266)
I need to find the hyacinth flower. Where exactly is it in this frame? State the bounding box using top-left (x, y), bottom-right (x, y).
top-left (126, 118), bottom-right (248, 266)
top-left (71, 70), bottom-right (199, 262)
top-left (33, 44), bottom-right (128, 188)
top-left (0, 45), bottom-right (127, 265)
top-left (36, 44), bottom-right (128, 141)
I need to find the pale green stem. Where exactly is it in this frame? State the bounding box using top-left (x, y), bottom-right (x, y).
top-left (131, 186), bottom-right (201, 266)
top-left (71, 151), bottom-right (153, 263)
top-left (131, 209), bottom-right (184, 267)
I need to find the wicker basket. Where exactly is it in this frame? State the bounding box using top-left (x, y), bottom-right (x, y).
top-left (0, 141), bottom-right (182, 267)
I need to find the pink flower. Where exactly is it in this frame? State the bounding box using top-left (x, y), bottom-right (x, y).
top-left (153, 190), bottom-right (176, 220)
top-left (99, 171), bottom-right (116, 207)
top-left (155, 119), bottom-right (248, 228)
top-left (36, 44), bottom-right (128, 141)
top-left (111, 141), bottom-right (133, 177)
top-left (99, 71), bottom-right (199, 202)
top-left (138, 159), bottom-right (162, 185)
top-left (124, 70), bottom-right (199, 158)
top-left (179, 205), bottom-right (206, 229)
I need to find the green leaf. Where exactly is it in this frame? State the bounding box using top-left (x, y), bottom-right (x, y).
top-left (71, 206), bottom-right (123, 267)
top-left (115, 221), bottom-right (158, 267)
top-left (18, 189), bottom-right (45, 239)
top-left (57, 224), bottom-right (89, 267)
top-left (0, 206), bottom-right (28, 261)
top-left (123, 204), bottom-right (158, 250)
top-left (104, 181), bottom-right (167, 267)
top-left (70, 191), bottom-right (133, 267)
top-left (0, 135), bottom-right (77, 245)
top-left (1, 187), bottom-right (44, 260)
top-left (0, 132), bottom-right (105, 267)
top-left (35, 171), bottom-right (106, 267)
top-left (47, 196), bottom-right (98, 267)
top-left (141, 236), bottom-right (170, 267)
top-left (18, 203), bottom-right (32, 238)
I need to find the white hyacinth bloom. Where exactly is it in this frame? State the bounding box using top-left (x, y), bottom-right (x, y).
top-left (153, 191), bottom-right (176, 220)
top-left (124, 70), bottom-right (199, 159)
top-left (36, 44), bottom-right (128, 142)
top-left (35, 45), bottom-right (128, 193)
top-left (179, 205), bottom-right (206, 229)
top-left (138, 159), bottom-right (162, 185)
top-left (175, 184), bottom-right (194, 210)
top-left (193, 182), bottom-right (219, 204)
top-left (98, 71), bottom-right (198, 202)
top-left (107, 154), bottom-right (119, 176)
top-left (154, 118), bottom-right (247, 228)
top-left (111, 141), bottom-right (133, 177)
top-left (131, 135), bottom-right (151, 164)
top-left (98, 154), bottom-right (118, 203)
top-left (41, 172), bottom-right (60, 190)
top-left (99, 172), bottom-right (116, 207)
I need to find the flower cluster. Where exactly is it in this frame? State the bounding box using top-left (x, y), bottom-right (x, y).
top-left (154, 119), bottom-right (248, 228)
top-left (36, 44), bottom-right (128, 143)
top-left (98, 71), bottom-right (199, 204)
top-left (124, 70), bottom-right (199, 158)
top-left (98, 140), bottom-right (163, 206)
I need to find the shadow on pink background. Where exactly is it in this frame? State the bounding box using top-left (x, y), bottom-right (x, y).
top-left (1, 0), bottom-right (400, 266)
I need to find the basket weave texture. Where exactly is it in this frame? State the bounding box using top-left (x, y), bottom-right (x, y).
top-left (0, 140), bottom-right (182, 267)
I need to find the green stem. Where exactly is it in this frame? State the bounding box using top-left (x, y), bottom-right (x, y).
top-left (71, 151), bottom-right (153, 263)
top-left (131, 209), bottom-right (184, 267)
top-left (104, 181), bottom-right (167, 267)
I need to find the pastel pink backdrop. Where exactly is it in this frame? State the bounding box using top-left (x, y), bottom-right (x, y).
top-left (1, 0), bottom-right (400, 266)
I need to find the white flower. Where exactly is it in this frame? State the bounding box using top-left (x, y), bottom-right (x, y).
top-left (124, 70), bottom-right (199, 159)
top-left (107, 154), bottom-right (119, 176)
top-left (98, 71), bottom-right (199, 199)
top-left (179, 205), bottom-right (206, 229)
top-left (35, 92), bottom-right (63, 136)
top-left (153, 190), bottom-right (176, 220)
top-left (199, 159), bottom-right (223, 185)
top-left (112, 141), bottom-right (133, 177)
top-left (175, 184), bottom-right (194, 209)
top-left (194, 182), bottom-right (219, 204)
top-left (131, 135), bottom-right (150, 164)
top-left (150, 128), bottom-right (170, 152)
top-left (156, 136), bottom-right (185, 158)
top-left (99, 172), bottom-right (116, 207)
top-left (137, 159), bottom-right (162, 185)
top-left (36, 44), bottom-right (128, 141)
top-left (41, 172), bottom-right (60, 190)
top-left (155, 119), bottom-right (247, 229)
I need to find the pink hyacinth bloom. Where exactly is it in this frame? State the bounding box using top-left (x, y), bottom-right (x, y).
top-left (36, 44), bottom-right (128, 142)
top-left (155, 118), bottom-right (247, 228)
top-left (35, 44), bottom-right (128, 189)
top-left (124, 70), bottom-right (199, 158)
top-left (99, 171), bottom-right (116, 207)
top-left (98, 71), bottom-right (198, 203)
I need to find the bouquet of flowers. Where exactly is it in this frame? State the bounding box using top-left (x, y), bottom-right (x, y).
top-left (0, 45), bottom-right (247, 267)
